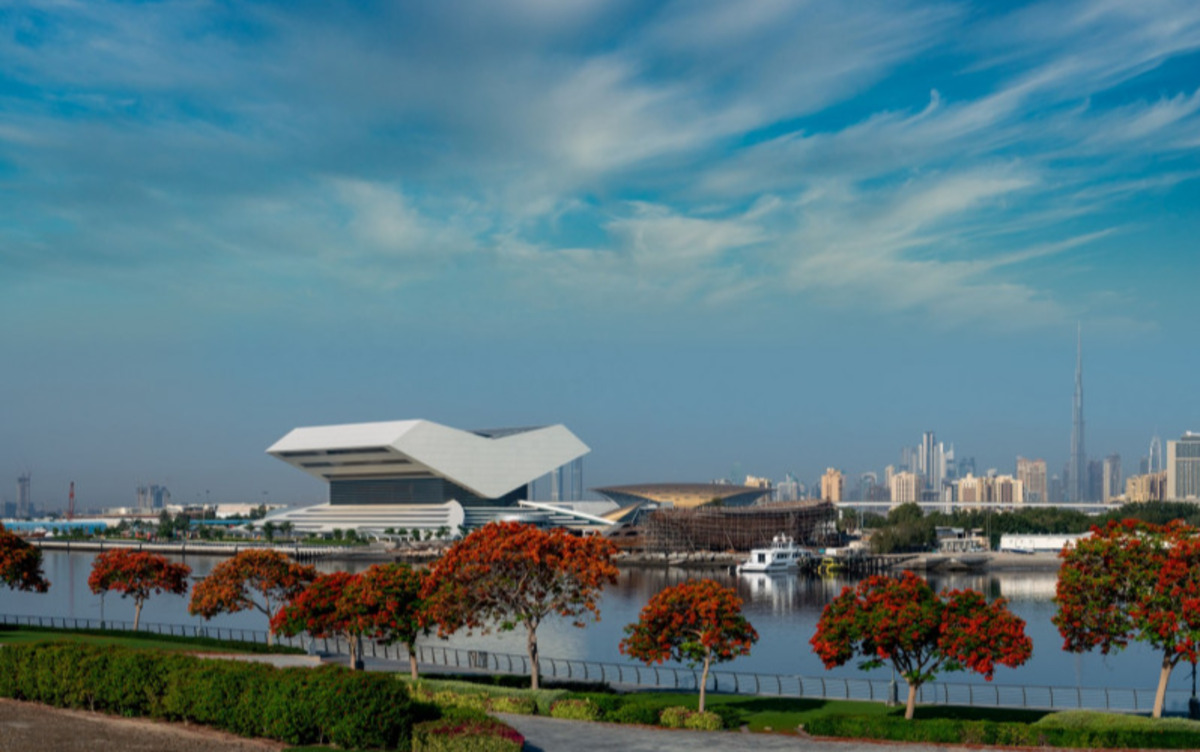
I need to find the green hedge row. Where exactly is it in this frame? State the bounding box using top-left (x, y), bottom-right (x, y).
top-left (0, 643), bottom-right (412, 749)
top-left (806, 714), bottom-right (1200, 749)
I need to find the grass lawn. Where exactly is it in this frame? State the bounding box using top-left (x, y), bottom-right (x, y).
top-left (0, 625), bottom-right (302, 654)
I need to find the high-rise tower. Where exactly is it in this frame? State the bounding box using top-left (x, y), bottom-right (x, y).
top-left (1069, 325), bottom-right (1086, 503)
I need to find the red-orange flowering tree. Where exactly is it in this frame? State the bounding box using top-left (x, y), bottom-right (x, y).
top-left (188, 549), bottom-right (317, 645)
top-left (87, 549), bottom-right (191, 630)
top-left (811, 571), bottom-right (1032, 719)
top-left (0, 524), bottom-right (50, 593)
top-left (345, 563), bottom-right (429, 679)
top-left (620, 579), bottom-right (758, 712)
top-left (1054, 519), bottom-right (1200, 718)
top-left (422, 522), bottom-right (619, 689)
top-left (271, 571), bottom-right (366, 670)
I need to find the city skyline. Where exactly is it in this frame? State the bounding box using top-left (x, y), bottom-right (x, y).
top-left (3, 2), bottom-right (1199, 508)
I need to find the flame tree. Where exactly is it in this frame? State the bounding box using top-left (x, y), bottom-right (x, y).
top-left (88, 549), bottom-right (191, 630)
top-left (811, 572), bottom-right (1032, 720)
top-left (188, 549), bottom-right (317, 645)
top-left (346, 563), bottom-right (428, 679)
top-left (272, 571), bottom-right (366, 669)
top-left (422, 522), bottom-right (619, 690)
top-left (1055, 519), bottom-right (1200, 718)
top-left (620, 579), bottom-right (758, 712)
top-left (1, 524), bottom-right (50, 593)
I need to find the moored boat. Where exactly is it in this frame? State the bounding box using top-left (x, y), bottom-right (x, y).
top-left (736, 533), bottom-right (812, 573)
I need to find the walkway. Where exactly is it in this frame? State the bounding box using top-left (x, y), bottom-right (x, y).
top-left (497, 713), bottom-right (982, 752)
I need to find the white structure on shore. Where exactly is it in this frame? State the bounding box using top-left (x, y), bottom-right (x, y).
top-left (264, 419), bottom-right (603, 535)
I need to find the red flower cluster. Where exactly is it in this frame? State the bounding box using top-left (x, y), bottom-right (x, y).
top-left (88, 549), bottom-right (191, 630)
top-left (810, 572), bottom-right (1031, 720)
top-left (620, 578), bottom-right (758, 712)
top-left (0, 524), bottom-right (50, 593)
top-left (1053, 518), bottom-right (1200, 718)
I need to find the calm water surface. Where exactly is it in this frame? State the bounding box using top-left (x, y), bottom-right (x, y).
top-left (0, 551), bottom-right (1187, 693)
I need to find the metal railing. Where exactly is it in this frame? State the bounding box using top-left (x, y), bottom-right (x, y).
top-left (3, 612), bottom-right (1191, 713)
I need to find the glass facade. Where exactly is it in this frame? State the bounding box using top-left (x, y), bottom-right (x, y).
top-left (330, 477), bottom-right (526, 507)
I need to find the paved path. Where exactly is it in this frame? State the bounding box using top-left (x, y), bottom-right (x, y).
top-left (496, 714), bottom-right (978, 752)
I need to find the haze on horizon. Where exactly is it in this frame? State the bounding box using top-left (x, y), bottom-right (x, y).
top-left (2, 0), bottom-right (1199, 511)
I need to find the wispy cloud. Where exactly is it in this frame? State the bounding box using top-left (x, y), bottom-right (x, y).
top-left (2, 0), bottom-right (1199, 333)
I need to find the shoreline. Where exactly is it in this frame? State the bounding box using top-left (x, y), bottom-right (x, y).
top-left (30, 539), bottom-right (1064, 571)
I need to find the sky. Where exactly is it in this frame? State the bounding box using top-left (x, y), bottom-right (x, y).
top-left (2, 0), bottom-right (1200, 510)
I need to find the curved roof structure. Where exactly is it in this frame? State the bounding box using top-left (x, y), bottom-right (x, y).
top-left (593, 483), bottom-right (770, 509)
top-left (268, 419), bottom-right (588, 500)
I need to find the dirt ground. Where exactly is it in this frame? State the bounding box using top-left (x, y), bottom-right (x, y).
top-left (0, 699), bottom-right (285, 752)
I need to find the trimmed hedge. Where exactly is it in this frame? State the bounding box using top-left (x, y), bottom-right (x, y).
top-left (0, 642), bottom-right (412, 749)
top-left (805, 714), bottom-right (1200, 749)
top-left (413, 709), bottom-right (524, 752)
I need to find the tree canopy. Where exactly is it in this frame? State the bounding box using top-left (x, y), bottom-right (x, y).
top-left (422, 522), bottom-right (618, 690)
top-left (1054, 519), bottom-right (1200, 718)
top-left (620, 578), bottom-right (758, 712)
top-left (0, 524), bottom-right (50, 593)
top-left (345, 563), bottom-right (428, 679)
top-left (88, 549), bottom-right (191, 630)
top-left (188, 549), bottom-right (316, 645)
top-left (812, 572), bottom-right (1031, 719)
top-left (272, 571), bottom-right (365, 669)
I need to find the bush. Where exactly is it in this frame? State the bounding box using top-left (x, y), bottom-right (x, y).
top-left (659, 706), bottom-right (692, 729)
top-left (683, 710), bottom-right (723, 731)
top-left (413, 712), bottom-right (525, 752)
top-left (486, 695), bottom-right (537, 714)
top-left (549, 698), bottom-right (601, 721)
top-left (0, 642), bottom-right (413, 749)
top-left (610, 702), bottom-right (658, 725)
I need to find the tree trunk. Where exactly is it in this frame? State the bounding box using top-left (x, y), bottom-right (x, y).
top-left (905, 682), bottom-right (918, 720)
top-left (699, 654), bottom-right (712, 713)
top-left (407, 641), bottom-right (419, 680)
top-left (266, 629), bottom-right (274, 647)
top-left (527, 626), bottom-right (540, 691)
top-left (134, 598), bottom-right (143, 631)
top-left (1153, 654), bottom-right (1175, 719)
top-left (349, 633), bottom-right (364, 671)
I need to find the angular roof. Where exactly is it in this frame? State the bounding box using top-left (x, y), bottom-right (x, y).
top-left (268, 419), bottom-right (589, 499)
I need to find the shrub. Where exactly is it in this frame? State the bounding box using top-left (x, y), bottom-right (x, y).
top-left (0, 642), bottom-right (413, 749)
top-left (610, 702), bottom-right (658, 725)
top-left (549, 698), bottom-right (601, 721)
top-left (487, 695), bottom-right (537, 714)
top-left (659, 706), bottom-right (692, 729)
top-left (683, 710), bottom-right (723, 731)
top-left (413, 712), bottom-right (525, 752)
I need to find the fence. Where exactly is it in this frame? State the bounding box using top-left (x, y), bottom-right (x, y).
top-left (3, 613), bottom-right (1191, 713)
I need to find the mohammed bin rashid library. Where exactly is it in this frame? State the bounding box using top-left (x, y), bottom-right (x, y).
top-left (263, 419), bottom-right (612, 535)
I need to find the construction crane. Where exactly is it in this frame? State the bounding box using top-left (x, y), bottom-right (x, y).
top-left (67, 481), bottom-right (75, 521)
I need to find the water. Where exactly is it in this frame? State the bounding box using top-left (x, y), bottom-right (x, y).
top-left (1, 551), bottom-right (1190, 694)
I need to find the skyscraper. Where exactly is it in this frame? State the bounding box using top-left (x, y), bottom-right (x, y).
top-left (1069, 325), bottom-right (1086, 503)
top-left (1167, 433), bottom-right (1200, 501)
top-left (1102, 453), bottom-right (1122, 503)
top-left (16, 472), bottom-right (31, 518)
top-left (1016, 457), bottom-right (1047, 504)
top-left (821, 468), bottom-right (844, 503)
top-left (921, 431), bottom-right (936, 491)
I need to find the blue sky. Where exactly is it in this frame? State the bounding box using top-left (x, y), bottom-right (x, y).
top-left (2, 0), bottom-right (1199, 509)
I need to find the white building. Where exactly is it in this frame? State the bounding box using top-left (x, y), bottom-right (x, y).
top-left (265, 419), bottom-right (597, 535)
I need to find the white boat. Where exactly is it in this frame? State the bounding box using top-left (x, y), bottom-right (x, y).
top-left (737, 534), bottom-right (812, 574)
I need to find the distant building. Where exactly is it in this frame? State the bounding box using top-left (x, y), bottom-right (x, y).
top-left (773, 474), bottom-right (800, 502)
top-left (1167, 433), bottom-right (1200, 501)
top-left (1087, 459), bottom-right (1104, 503)
top-left (1102, 453), bottom-right (1122, 503)
top-left (1048, 474), bottom-right (1065, 504)
top-left (1125, 472), bottom-right (1167, 503)
top-left (820, 468), bottom-right (844, 503)
top-left (1016, 457), bottom-right (1047, 504)
top-left (16, 473), bottom-right (31, 518)
top-left (743, 475), bottom-right (772, 490)
top-left (956, 473), bottom-right (1023, 505)
top-left (889, 471), bottom-right (921, 504)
